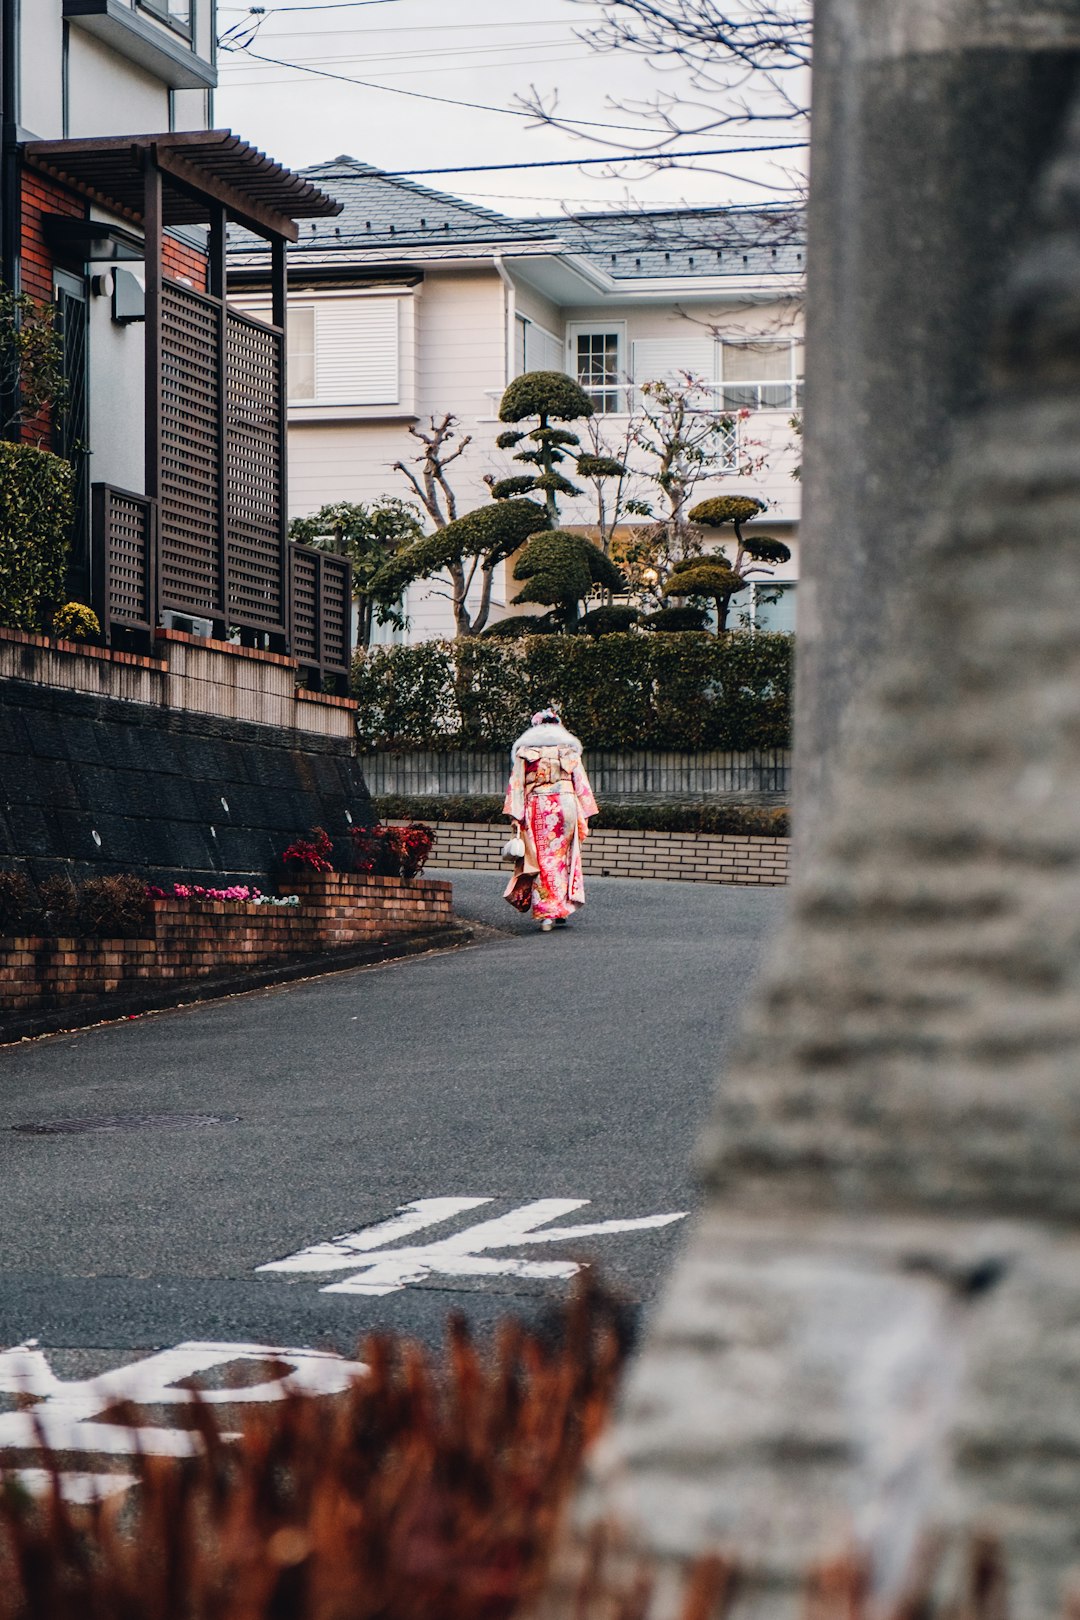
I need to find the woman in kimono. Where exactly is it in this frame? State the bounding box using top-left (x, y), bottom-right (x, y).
top-left (503, 708), bottom-right (598, 930)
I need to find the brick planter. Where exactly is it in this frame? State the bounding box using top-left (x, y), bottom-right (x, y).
top-left (0, 873), bottom-right (455, 1030)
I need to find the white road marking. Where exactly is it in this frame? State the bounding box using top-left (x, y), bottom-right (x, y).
top-left (258, 1197), bottom-right (688, 1296)
top-left (0, 1340), bottom-right (368, 1473)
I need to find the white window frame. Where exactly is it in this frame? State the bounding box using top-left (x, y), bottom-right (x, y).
top-left (287, 303), bottom-right (316, 404)
top-left (717, 336), bottom-right (803, 413)
top-left (568, 321), bottom-right (627, 414)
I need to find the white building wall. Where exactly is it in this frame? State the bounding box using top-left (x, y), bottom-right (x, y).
top-left (19, 1), bottom-right (65, 138)
top-left (66, 30), bottom-right (171, 138)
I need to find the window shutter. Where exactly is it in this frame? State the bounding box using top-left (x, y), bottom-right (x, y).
top-left (631, 337), bottom-right (716, 386)
top-left (315, 299), bottom-right (400, 405)
top-left (528, 324), bottom-right (565, 374)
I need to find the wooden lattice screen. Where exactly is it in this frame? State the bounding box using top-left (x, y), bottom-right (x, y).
top-left (290, 542), bottom-right (352, 691)
top-left (92, 483), bottom-right (155, 638)
top-left (157, 279), bottom-right (286, 639)
top-left (226, 311), bottom-right (284, 634)
top-left (159, 280), bottom-right (222, 620)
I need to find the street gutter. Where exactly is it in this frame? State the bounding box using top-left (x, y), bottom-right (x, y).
top-left (0, 925), bottom-right (475, 1045)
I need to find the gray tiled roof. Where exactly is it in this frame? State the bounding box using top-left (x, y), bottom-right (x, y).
top-left (532, 206), bottom-right (805, 280)
top-left (233, 155), bottom-right (558, 258)
top-left (229, 158), bottom-right (805, 280)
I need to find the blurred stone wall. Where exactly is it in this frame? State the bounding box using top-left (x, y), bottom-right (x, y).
top-left (552, 4), bottom-right (1080, 1615)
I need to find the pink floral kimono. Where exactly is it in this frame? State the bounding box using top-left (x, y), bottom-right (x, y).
top-left (502, 721), bottom-right (598, 921)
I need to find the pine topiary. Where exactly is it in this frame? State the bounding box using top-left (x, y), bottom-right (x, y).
top-left (688, 496), bottom-right (766, 528)
top-left (498, 371), bottom-right (594, 424)
top-left (580, 604), bottom-right (641, 637)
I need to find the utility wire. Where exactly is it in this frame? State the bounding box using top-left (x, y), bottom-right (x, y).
top-left (218, 42), bottom-right (691, 132)
top-left (376, 144), bottom-right (806, 176)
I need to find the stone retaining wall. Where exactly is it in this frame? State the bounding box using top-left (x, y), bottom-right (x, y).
top-left (0, 626), bottom-right (356, 739)
top-left (406, 821), bottom-right (789, 886)
top-left (0, 873), bottom-right (452, 1025)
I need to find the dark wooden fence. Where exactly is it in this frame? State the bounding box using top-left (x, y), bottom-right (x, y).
top-left (91, 276), bottom-right (351, 693)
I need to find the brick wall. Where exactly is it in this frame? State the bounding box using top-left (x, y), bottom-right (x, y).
top-left (1, 873), bottom-right (453, 1018)
top-left (394, 820), bottom-right (789, 886)
top-left (162, 234), bottom-right (208, 292)
top-left (18, 170), bottom-right (86, 445)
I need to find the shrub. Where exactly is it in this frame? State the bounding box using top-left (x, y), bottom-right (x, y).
top-left (75, 875), bottom-right (152, 939)
top-left (350, 822), bottom-right (436, 879)
top-left (51, 601), bottom-right (100, 642)
top-left (281, 827), bottom-right (334, 873)
top-left (580, 605), bottom-right (641, 637)
top-left (37, 873), bottom-right (77, 925)
top-left (641, 605), bottom-right (709, 633)
top-left (0, 871), bottom-right (35, 934)
top-left (0, 443), bottom-right (75, 632)
top-left (352, 631), bottom-right (793, 753)
top-left (375, 796), bottom-right (790, 838)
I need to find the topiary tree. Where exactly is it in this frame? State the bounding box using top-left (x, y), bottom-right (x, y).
top-left (661, 554), bottom-right (750, 633)
top-left (371, 498), bottom-right (550, 638)
top-left (511, 530), bottom-right (627, 631)
top-left (687, 495), bottom-right (793, 630)
top-left (640, 604), bottom-right (710, 633)
top-left (580, 604), bottom-right (641, 637)
top-left (289, 499), bottom-right (424, 647)
top-left (496, 371), bottom-right (628, 531)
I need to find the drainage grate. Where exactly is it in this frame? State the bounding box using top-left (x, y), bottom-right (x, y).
top-left (12, 1113), bottom-right (242, 1136)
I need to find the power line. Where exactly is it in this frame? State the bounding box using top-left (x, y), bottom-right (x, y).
top-left (307, 144), bottom-right (807, 179)
top-left (390, 145), bottom-right (808, 175)
top-left (219, 43), bottom-right (685, 132)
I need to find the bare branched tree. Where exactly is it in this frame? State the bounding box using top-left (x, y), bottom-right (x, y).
top-left (519, 0), bottom-right (811, 197)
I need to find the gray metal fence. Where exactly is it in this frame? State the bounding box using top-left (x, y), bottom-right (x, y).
top-left (361, 748), bottom-right (791, 802)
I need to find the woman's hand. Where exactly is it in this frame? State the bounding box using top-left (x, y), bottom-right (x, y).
top-left (578, 817), bottom-right (590, 842)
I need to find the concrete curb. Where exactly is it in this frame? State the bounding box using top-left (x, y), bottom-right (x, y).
top-left (0, 924), bottom-right (474, 1044)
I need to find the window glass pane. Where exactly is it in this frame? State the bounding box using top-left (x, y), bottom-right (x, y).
top-left (721, 341), bottom-right (793, 382)
top-left (754, 581), bottom-right (797, 633)
top-left (288, 306), bottom-right (316, 401)
top-left (576, 331), bottom-right (621, 412)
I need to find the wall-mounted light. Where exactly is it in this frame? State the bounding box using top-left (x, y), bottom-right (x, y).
top-left (90, 271), bottom-right (115, 299)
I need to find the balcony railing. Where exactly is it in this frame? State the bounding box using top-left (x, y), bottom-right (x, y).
top-left (93, 486), bottom-right (353, 693)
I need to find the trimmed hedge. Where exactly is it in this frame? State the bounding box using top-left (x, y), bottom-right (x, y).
top-left (0, 442), bottom-right (74, 632)
top-left (352, 631), bottom-right (792, 752)
top-left (375, 795), bottom-right (790, 839)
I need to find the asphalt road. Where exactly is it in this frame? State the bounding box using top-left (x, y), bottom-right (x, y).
top-left (0, 872), bottom-right (785, 1456)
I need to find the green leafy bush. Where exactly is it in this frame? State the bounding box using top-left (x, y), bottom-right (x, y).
top-left (51, 601), bottom-right (100, 642)
top-left (352, 631), bottom-right (793, 752)
top-left (375, 796), bottom-right (790, 838)
top-left (0, 443), bottom-right (75, 632)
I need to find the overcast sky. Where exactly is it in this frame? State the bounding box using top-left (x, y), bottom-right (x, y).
top-left (214, 0), bottom-right (808, 218)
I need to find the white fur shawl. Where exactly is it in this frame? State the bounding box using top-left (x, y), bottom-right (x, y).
top-left (510, 722), bottom-right (583, 760)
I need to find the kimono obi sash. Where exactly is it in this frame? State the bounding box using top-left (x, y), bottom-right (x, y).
top-left (520, 746), bottom-right (579, 795)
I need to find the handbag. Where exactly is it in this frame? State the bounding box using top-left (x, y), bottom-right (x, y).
top-left (501, 828), bottom-right (526, 864)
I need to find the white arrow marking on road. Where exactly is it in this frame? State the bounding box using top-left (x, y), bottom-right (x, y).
top-left (0, 1339), bottom-right (367, 1461)
top-left (258, 1197), bottom-right (688, 1296)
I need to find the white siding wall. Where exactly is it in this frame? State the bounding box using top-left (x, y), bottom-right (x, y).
top-left (66, 30), bottom-right (172, 138)
top-left (20, 0), bottom-right (65, 137)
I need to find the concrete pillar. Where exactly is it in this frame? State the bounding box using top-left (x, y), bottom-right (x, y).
top-left (796, 0), bottom-right (1080, 850)
top-left (543, 6), bottom-right (1080, 1616)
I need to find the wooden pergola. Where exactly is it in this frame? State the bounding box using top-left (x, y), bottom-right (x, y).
top-left (23, 133), bottom-right (350, 681)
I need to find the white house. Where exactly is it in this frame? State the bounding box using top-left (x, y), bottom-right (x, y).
top-left (228, 158), bottom-right (804, 640)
